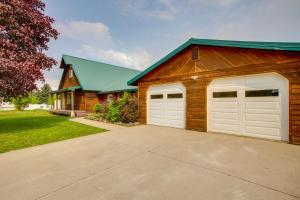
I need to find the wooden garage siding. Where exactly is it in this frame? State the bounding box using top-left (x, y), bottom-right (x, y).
top-left (137, 45), bottom-right (300, 144)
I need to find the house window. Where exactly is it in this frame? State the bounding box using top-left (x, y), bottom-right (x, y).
top-left (213, 91), bottom-right (237, 98)
top-left (107, 94), bottom-right (114, 102)
top-left (67, 92), bottom-right (71, 105)
top-left (191, 47), bottom-right (199, 61)
top-left (150, 94), bottom-right (163, 99)
top-left (245, 89), bottom-right (279, 97)
top-left (69, 69), bottom-right (73, 78)
top-left (167, 93), bottom-right (183, 98)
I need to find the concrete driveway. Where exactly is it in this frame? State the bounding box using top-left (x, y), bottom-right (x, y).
top-left (0, 124), bottom-right (300, 200)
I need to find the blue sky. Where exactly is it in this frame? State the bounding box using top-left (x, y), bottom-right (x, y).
top-left (43, 0), bottom-right (300, 89)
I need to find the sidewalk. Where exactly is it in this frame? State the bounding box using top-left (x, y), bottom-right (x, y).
top-left (70, 117), bottom-right (129, 131)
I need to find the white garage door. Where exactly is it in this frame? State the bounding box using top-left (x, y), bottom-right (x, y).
top-left (207, 73), bottom-right (289, 141)
top-left (147, 83), bottom-right (186, 128)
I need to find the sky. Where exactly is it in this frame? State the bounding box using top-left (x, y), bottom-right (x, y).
top-left (43, 0), bottom-right (300, 90)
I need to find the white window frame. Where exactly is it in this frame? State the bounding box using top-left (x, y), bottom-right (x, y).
top-left (69, 69), bottom-right (73, 78)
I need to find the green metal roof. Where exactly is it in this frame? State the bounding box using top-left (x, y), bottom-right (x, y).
top-left (128, 38), bottom-right (300, 86)
top-left (61, 55), bottom-right (140, 92)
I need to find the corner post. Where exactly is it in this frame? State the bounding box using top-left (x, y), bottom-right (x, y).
top-left (50, 94), bottom-right (53, 109)
top-left (70, 90), bottom-right (75, 117)
top-left (55, 93), bottom-right (58, 110)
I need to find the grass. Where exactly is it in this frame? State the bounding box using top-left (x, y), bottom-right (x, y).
top-left (0, 110), bottom-right (106, 153)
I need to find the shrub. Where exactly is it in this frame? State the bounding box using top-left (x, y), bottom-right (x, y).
top-left (93, 103), bottom-right (103, 114)
top-left (12, 98), bottom-right (29, 111)
top-left (101, 101), bottom-right (109, 117)
top-left (120, 95), bottom-right (138, 123)
top-left (90, 92), bottom-right (139, 123)
top-left (106, 101), bottom-right (121, 122)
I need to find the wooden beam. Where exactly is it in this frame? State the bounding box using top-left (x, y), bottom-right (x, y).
top-left (50, 94), bottom-right (53, 109)
top-left (71, 91), bottom-right (74, 111)
top-left (71, 90), bottom-right (75, 117)
top-left (55, 94), bottom-right (58, 110)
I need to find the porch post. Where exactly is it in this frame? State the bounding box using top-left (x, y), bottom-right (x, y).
top-left (50, 94), bottom-right (53, 109)
top-left (55, 93), bottom-right (58, 110)
top-left (70, 90), bottom-right (75, 117)
top-left (62, 92), bottom-right (66, 110)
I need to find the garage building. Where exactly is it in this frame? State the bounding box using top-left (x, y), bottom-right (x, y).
top-left (127, 38), bottom-right (300, 144)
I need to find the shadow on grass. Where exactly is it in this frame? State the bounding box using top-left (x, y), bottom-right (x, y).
top-left (0, 115), bottom-right (68, 135)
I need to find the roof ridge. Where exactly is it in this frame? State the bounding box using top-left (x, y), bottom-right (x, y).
top-left (62, 54), bottom-right (141, 72)
top-left (189, 38), bottom-right (300, 46)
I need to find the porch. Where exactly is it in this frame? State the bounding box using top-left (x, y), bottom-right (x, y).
top-left (50, 86), bottom-right (86, 117)
top-left (49, 109), bottom-right (89, 117)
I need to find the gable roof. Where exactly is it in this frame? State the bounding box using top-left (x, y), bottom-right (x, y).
top-left (60, 55), bottom-right (140, 92)
top-left (128, 38), bottom-right (300, 86)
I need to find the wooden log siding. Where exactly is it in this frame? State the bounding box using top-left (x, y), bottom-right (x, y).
top-left (61, 65), bottom-right (80, 89)
top-left (74, 92), bottom-right (85, 110)
top-left (137, 45), bottom-right (300, 144)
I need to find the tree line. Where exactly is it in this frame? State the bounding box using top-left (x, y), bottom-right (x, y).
top-left (11, 84), bottom-right (52, 110)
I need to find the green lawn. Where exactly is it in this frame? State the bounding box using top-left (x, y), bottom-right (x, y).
top-left (0, 110), bottom-right (106, 153)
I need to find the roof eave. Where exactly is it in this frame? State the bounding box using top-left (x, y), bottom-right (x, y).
top-left (98, 88), bottom-right (137, 94)
top-left (127, 39), bottom-right (193, 86)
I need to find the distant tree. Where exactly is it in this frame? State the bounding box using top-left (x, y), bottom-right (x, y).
top-left (27, 92), bottom-right (39, 104)
top-left (0, 0), bottom-right (59, 98)
top-left (37, 83), bottom-right (52, 104)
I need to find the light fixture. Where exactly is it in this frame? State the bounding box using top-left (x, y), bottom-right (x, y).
top-left (191, 75), bottom-right (198, 80)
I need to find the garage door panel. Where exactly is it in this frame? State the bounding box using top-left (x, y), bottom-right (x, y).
top-left (166, 103), bottom-right (184, 109)
top-left (245, 109), bottom-right (280, 114)
top-left (245, 101), bottom-right (280, 109)
top-left (166, 110), bottom-right (184, 116)
top-left (212, 119), bottom-right (239, 125)
top-left (212, 123), bottom-right (239, 133)
top-left (148, 107), bottom-right (163, 113)
top-left (245, 126), bottom-right (280, 138)
top-left (212, 112), bottom-right (238, 120)
top-left (245, 113), bottom-right (280, 122)
top-left (245, 121), bottom-right (280, 128)
top-left (212, 101), bottom-right (238, 109)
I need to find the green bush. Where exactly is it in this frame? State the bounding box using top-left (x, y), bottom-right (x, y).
top-left (90, 92), bottom-right (138, 123)
top-left (12, 98), bottom-right (30, 111)
top-left (106, 101), bottom-right (121, 122)
top-left (12, 93), bottom-right (39, 111)
top-left (93, 103), bottom-right (103, 114)
top-left (120, 95), bottom-right (138, 123)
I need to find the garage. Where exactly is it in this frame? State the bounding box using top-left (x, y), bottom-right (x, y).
top-left (147, 83), bottom-right (185, 128)
top-left (207, 73), bottom-right (289, 141)
top-left (128, 38), bottom-right (300, 144)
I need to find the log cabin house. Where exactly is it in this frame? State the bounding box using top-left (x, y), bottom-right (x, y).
top-left (128, 38), bottom-right (300, 144)
top-left (50, 55), bottom-right (140, 117)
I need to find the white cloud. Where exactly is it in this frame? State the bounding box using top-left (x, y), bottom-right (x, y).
top-left (211, 0), bottom-right (300, 41)
top-left (55, 21), bottom-right (113, 47)
top-left (114, 0), bottom-right (177, 20)
top-left (186, 0), bottom-right (237, 7)
top-left (81, 44), bottom-right (153, 70)
top-left (114, 0), bottom-right (238, 20)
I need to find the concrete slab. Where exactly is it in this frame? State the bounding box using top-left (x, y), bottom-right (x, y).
top-left (0, 124), bottom-right (299, 200)
top-left (69, 117), bottom-right (128, 131)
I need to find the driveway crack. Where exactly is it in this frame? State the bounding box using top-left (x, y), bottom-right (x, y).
top-left (148, 150), bottom-right (300, 199)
